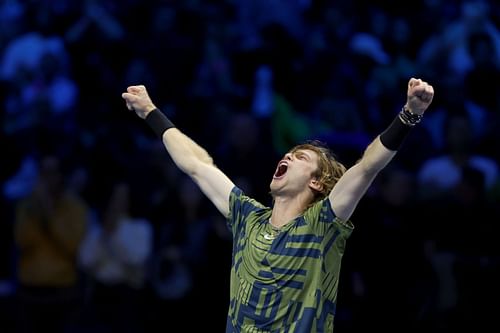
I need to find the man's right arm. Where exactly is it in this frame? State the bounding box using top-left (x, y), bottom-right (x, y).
top-left (161, 127), bottom-right (234, 217)
top-left (122, 85), bottom-right (234, 218)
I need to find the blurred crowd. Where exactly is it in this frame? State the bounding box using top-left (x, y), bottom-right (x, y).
top-left (0, 0), bottom-right (499, 332)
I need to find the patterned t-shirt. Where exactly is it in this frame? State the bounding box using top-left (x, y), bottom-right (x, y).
top-left (225, 187), bottom-right (354, 333)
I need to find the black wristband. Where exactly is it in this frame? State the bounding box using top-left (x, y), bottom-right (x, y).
top-left (380, 114), bottom-right (412, 151)
top-left (144, 108), bottom-right (175, 138)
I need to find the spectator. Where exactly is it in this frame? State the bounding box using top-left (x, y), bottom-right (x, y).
top-left (78, 181), bottom-right (153, 333)
top-left (13, 153), bottom-right (89, 333)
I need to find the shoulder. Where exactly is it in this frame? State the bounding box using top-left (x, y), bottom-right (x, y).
top-left (230, 186), bottom-right (267, 210)
top-left (304, 198), bottom-right (354, 233)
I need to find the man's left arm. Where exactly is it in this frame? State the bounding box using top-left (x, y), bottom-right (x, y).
top-left (329, 77), bottom-right (434, 221)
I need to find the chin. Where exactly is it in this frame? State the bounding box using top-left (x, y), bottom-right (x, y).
top-left (269, 178), bottom-right (287, 197)
top-left (269, 180), bottom-right (280, 195)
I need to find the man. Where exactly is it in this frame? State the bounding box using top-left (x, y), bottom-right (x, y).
top-left (78, 181), bottom-right (153, 333)
top-left (122, 77), bottom-right (434, 332)
top-left (14, 154), bottom-right (89, 333)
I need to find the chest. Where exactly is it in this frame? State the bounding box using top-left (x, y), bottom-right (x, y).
top-left (234, 221), bottom-right (325, 285)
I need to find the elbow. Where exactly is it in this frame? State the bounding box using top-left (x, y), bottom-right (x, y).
top-left (176, 157), bottom-right (201, 177)
top-left (186, 158), bottom-right (215, 178)
top-left (200, 155), bottom-right (214, 165)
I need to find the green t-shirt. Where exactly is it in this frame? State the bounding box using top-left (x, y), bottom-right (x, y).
top-left (225, 186), bottom-right (354, 332)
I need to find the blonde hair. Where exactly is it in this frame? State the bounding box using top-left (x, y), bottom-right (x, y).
top-left (289, 140), bottom-right (346, 204)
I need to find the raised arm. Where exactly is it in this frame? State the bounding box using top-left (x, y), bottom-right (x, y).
top-left (122, 85), bottom-right (234, 217)
top-left (329, 78), bottom-right (434, 221)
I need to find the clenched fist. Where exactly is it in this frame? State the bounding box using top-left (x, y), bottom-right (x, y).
top-left (121, 85), bottom-right (157, 119)
top-left (406, 78), bottom-right (434, 115)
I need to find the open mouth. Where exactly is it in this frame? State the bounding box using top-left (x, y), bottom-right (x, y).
top-left (273, 161), bottom-right (288, 179)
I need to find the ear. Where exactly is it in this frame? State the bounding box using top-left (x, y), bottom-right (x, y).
top-left (309, 178), bottom-right (323, 192)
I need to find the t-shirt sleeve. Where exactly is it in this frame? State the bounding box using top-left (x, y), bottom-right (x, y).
top-left (303, 197), bottom-right (354, 239)
top-left (226, 186), bottom-right (267, 237)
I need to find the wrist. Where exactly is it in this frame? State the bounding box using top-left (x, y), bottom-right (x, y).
top-left (144, 108), bottom-right (175, 138)
top-left (142, 105), bottom-right (157, 117)
top-left (380, 106), bottom-right (419, 150)
top-left (398, 105), bottom-right (423, 126)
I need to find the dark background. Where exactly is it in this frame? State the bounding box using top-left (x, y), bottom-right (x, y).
top-left (1, 0), bottom-right (499, 332)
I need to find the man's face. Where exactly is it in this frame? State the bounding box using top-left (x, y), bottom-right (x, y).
top-left (270, 149), bottom-right (320, 196)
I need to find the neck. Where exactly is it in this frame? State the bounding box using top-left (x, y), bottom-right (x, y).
top-left (270, 193), bottom-right (311, 228)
